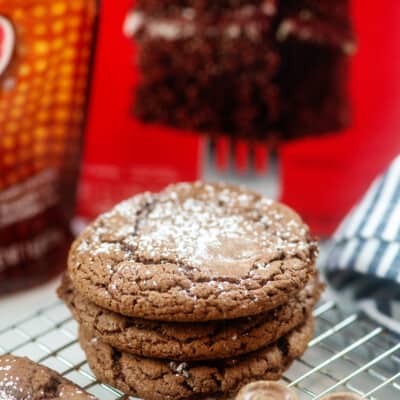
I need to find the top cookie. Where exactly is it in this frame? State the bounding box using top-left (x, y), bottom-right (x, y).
top-left (68, 182), bottom-right (318, 321)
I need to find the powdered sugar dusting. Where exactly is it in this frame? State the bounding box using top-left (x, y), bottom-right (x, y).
top-left (0, 389), bottom-right (17, 400)
top-left (0, 356), bottom-right (96, 400)
top-left (132, 183), bottom-right (310, 273)
top-left (75, 183), bottom-right (313, 277)
top-left (136, 197), bottom-right (270, 273)
top-left (0, 362), bottom-right (23, 400)
top-left (169, 361), bottom-right (190, 378)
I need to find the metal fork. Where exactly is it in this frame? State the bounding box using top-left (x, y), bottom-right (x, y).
top-left (202, 137), bottom-right (280, 199)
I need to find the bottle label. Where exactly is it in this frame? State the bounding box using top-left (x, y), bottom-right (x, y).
top-left (0, 169), bottom-right (59, 230)
top-left (0, 15), bottom-right (15, 77)
top-left (0, 169), bottom-right (63, 272)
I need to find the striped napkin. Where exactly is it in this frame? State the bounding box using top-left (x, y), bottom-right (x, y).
top-left (325, 155), bottom-right (400, 334)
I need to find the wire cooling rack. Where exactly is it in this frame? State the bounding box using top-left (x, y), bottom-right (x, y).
top-left (0, 299), bottom-right (399, 400)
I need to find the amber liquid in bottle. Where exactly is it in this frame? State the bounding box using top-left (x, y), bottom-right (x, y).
top-left (0, 0), bottom-right (97, 294)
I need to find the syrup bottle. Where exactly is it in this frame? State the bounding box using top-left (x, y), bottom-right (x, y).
top-left (0, 0), bottom-right (97, 294)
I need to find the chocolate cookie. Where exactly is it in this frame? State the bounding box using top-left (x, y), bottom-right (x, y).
top-left (0, 355), bottom-right (97, 400)
top-left (79, 317), bottom-right (313, 400)
top-left (68, 182), bottom-right (318, 321)
top-left (59, 273), bottom-right (322, 361)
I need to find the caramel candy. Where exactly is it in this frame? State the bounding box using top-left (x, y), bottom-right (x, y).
top-left (236, 381), bottom-right (298, 400)
top-left (320, 393), bottom-right (363, 400)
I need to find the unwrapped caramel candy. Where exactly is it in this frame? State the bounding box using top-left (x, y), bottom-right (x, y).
top-left (320, 393), bottom-right (363, 400)
top-left (236, 381), bottom-right (298, 400)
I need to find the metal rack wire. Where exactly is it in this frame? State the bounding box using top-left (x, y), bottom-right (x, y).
top-left (0, 299), bottom-right (399, 399)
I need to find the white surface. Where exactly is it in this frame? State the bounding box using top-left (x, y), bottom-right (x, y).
top-left (0, 277), bottom-right (60, 330)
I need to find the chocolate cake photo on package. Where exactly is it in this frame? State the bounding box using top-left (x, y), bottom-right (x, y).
top-left (124, 0), bottom-right (356, 141)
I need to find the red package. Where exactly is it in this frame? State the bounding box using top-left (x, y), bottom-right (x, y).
top-left (79, 0), bottom-right (400, 235)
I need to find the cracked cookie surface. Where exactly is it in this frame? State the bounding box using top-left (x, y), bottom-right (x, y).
top-left (0, 355), bottom-right (97, 400)
top-left (68, 182), bottom-right (318, 321)
top-left (80, 317), bottom-right (313, 400)
top-left (59, 273), bottom-right (322, 361)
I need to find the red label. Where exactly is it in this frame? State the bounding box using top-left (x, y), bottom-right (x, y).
top-left (81, 0), bottom-right (400, 235)
top-left (0, 15), bottom-right (15, 77)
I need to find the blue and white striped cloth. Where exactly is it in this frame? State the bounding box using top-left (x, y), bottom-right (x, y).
top-left (326, 155), bottom-right (400, 334)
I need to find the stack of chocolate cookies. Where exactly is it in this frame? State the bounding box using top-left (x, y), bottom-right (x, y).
top-left (59, 182), bottom-right (322, 400)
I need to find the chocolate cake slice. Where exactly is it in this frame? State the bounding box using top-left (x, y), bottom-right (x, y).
top-left (277, 0), bottom-right (355, 138)
top-left (127, 0), bottom-right (355, 141)
top-left (128, 0), bottom-right (280, 140)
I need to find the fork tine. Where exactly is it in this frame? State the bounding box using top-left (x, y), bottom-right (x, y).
top-left (254, 142), bottom-right (269, 175)
top-left (234, 140), bottom-right (250, 175)
top-left (215, 137), bottom-right (230, 172)
top-left (208, 136), bottom-right (270, 177)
